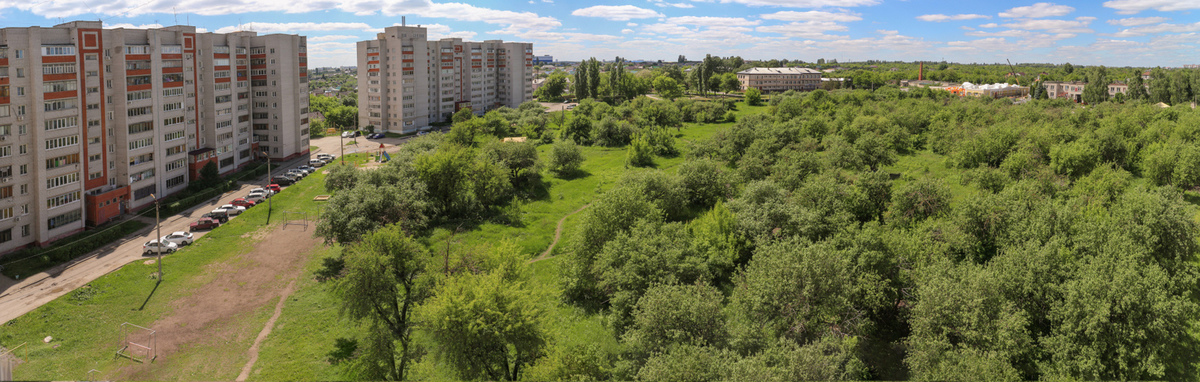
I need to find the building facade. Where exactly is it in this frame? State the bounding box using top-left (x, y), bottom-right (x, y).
top-left (0, 21), bottom-right (308, 254)
top-left (736, 67), bottom-right (821, 92)
top-left (357, 24), bottom-right (533, 133)
top-left (1043, 81), bottom-right (1086, 102)
top-left (533, 55), bottom-right (553, 65)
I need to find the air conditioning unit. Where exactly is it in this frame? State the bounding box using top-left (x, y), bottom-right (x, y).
top-left (1, 177), bottom-right (9, 183)
top-left (0, 136), bottom-right (6, 141)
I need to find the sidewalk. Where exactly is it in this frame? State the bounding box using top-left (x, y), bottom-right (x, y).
top-left (0, 156), bottom-right (309, 325)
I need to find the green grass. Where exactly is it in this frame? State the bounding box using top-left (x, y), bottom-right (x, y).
top-left (0, 169), bottom-right (332, 381)
top-left (884, 150), bottom-right (981, 204)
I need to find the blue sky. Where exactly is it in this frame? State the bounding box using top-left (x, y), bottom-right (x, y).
top-left (1, 0), bottom-right (1197, 68)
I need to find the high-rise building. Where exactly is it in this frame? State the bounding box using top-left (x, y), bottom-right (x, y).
top-left (0, 21), bottom-right (309, 253)
top-left (357, 23), bottom-right (533, 133)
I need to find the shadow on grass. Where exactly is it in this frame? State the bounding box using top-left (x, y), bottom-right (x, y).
top-left (1184, 191), bottom-right (1200, 207)
top-left (552, 169), bottom-right (592, 181)
top-left (138, 280), bottom-right (161, 311)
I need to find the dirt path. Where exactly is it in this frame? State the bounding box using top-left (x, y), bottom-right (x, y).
top-left (115, 224), bottom-right (319, 380)
top-left (235, 278), bottom-right (298, 381)
top-left (530, 203), bottom-right (590, 263)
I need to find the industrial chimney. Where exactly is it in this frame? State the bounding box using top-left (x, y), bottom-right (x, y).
top-left (402, 16), bottom-right (406, 26)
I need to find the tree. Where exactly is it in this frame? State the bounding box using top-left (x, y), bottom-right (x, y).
top-left (1081, 66), bottom-right (1109, 105)
top-left (745, 87), bottom-right (762, 106)
top-left (422, 243), bottom-right (547, 381)
top-left (324, 162), bottom-right (359, 192)
top-left (1169, 69), bottom-right (1192, 106)
top-left (623, 283), bottom-right (728, 356)
top-left (722, 72), bottom-right (742, 93)
top-left (561, 114), bottom-right (592, 144)
top-left (335, 224), bottom-right (430, 381)
top-left (451, 107), bottom-right (474, 124)
top-left (588, 58), bottom-right (602, 100)
top-left (1149, 68), bottom-right (1171, 103)
top-left (1127, 72), bottom-right (1148, 101)
top-left (315, 179), bottom-right (431, 243)
top-left (626, 133), bottom-right (655, 167)
top-left (678, 55), bottom-right (687, 63)
top-left (653, 76), bottom-right (683, 101)
top-left (326, 105), bottom-right (357, 129)
top-left (888, 177), bottom-right (951, 227)
top-left (481, 140), bottom-right (542, 185)
top-left (535, 72), bottom-right (568, 101)
top-left (197, 161), bottom-right (220, 189)
top-left (575, 62), bottom-right (590, 99)
top-left (547, 139), bottom-right (584, 177)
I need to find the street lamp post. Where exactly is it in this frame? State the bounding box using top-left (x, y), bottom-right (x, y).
top-left (151, 193), bottom-right (162, 281)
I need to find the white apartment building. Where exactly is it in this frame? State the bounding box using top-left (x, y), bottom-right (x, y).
top-left (357, 23), bottom-right (533, 133)
top-left (737, 67), bottom-right (822, 92)
top-left (0, 21), bottom-right (308, 253)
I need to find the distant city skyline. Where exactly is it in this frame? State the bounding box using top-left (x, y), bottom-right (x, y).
top-left (1, 0), bottom-right (1198, 68)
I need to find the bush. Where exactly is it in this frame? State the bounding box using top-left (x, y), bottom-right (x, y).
top-left (547, 139), bottom-right (585, 177)
top-left (678, 158), bottom-right (730, 207)
top-left (745, 88), bottom-right (762, 106)
top-left (888, 177), bottom-right (951, 227)
top-left (626, 133), bottom-right (655, 168)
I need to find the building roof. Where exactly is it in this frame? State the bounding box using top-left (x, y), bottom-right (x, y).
top-left (737, 67), bottom-right (821, 75)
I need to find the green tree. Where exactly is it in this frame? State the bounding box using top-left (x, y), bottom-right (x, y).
top-left (315, 179), bottom-right (431, 243)
top-left (481, 140), bottom-right (541, 185)
top-left (323, 162), bottom-right (359, 192)
top-left (1169, 69), bottom-right (1193, 106)
top-left (744, 87), bottom-right (762, 106)
top-left (335, 224), bottom-right (430, 381)
top-left (888, 177), bottom-right (951, 227)
top-left (563, 186), bottom-right (664, 306)
top-left (1081, 66), bottom-right (1109, 105)
top-left (422, 243), bottom-right (547, 381)
top-left (197, 161), bottom-right (220, 189)
top-left (546, 139), bottom-right (584, 177)
top-left (653, 76), bottom-right (684, 100)
top-left (326, 105), bottom-right (357, 129)
top-left (722, 72), bottom-right (742, 93)
top-left (1127, 72), bottom-right (1148, 100)
top-left (626, 132), bottom-right (655, 167)
top-left (623, 283), bottom-right (728, 356)
top-left (1148, 68), bottom-right (1171, 103)
top-left (534, 72), bottom-right (568, 101)
top-left (451, 107), bottom-right (474, 124)
top-left (560, 114), bottom-right (592, 144)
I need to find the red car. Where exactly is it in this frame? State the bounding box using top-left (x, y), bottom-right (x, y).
top-left (231, 198), bottom-right (257, 208)
top-left (265, 184), bottom-right (281, 193)
top-left (189, 217), bottom-right (220, 231)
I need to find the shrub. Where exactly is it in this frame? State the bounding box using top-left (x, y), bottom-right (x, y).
top-left (626, 133), bottom-right (655, 168)
top-left (547, 139), bottom-right (585, 177)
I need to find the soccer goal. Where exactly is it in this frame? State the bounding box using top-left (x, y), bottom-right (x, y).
top-left (116, 323), bottom-right (156, 363)
top-left (282, 211), bottom-right (308, 230)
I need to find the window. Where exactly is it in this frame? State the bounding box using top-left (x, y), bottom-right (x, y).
top-left (165, 144), bottom-right (186, 156)
top-left (163, 102), bottom-right (183, 112)
top-left (129, 169), bottom-right (154, 182)
top-left (128, 106), bottom-right (153, 117)
top-left (161, 45), bottom-right (183, 54)
top-left (214, 71), bottom-right (231, 79)
top-left (44, 116), bottom-right (78, 131)
top-left (46, 153), bottom-right (79, 169)
top-left (126, 46), bottom-right (150, 55)
top-left (215, 82), bottom-right (231, 91)
top-left (133, 185), bottom-right (156, 200)
top-left (128, 121), bottom-right (154, 134)
top-left (48, 209), bottom-right (82, 229)
top-left (0, 208), bottom-right (11, 221)
top-left (0, 186), bottom-right (10, 199)
top-left (163, 88), bottom-right (184, 97)
top-left (46, 173), bottom-right (79, 189)
top-left (46, 136), bottom-right (79, 150)
top-left (163, 130), bottom-right (184, 141)
top-left (47, 191), bottom-right (81, 209)
top-left (166, 158), bottom-right (186, 172)
top-left (166, 175), bottom-right (186, 188)
top-left (129, 137), bottom-right (153, 150)
top-left (129, 153), bottom-right (154, 166)
top-left (42, 63), bottom-right (76, 75)
top-left (0, 125), bottom-right (8, 136)
top-left (41, 46), bottom-right (76, 56)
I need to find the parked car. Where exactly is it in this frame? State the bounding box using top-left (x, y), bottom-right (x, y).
top-left (220, 204), bottom-right (247, 216)
top-left (265, 184), bottom-right (281, 193)
top-left (190, 217), bottom-right (220, 231)
top-left (316, 153), bottom-right (335, 162)
top-left (231, 198), bottom-right (257, 208)
top-left (160, 231), bottom-right (194, 247)
top-left (298, 165), bottom-right (317, 173)
top-left (142, 240), bottom-right (178, 256)
top-left (202, 212), bottom-right (229, 224)
top-left (210, 208), bottom-right (232, 220)
top-left (368, 133), bottom-right (385, 139)
top-left (250, 187), bottom-right (274, 197)
top-left (271, 176), bottom-right (295, 186)
top-left (341, 130), bottom-right (354, 138)
top-left (286, 170), bottom-right (306, 180)
top-left (246, 192), bottom-right (266, 203)
top-left (309, 158), bottom-right (327, 167)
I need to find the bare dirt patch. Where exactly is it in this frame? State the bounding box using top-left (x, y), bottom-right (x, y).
top-left (114, 224), bottom-right (320, 380)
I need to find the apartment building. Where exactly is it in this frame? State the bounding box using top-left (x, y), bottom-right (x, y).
top-left (0, 21), bottom-right (308, 253)
top-left (357, 23), bottom-right (533, 133)
top-left (736, 67), bottom-right (821, 92)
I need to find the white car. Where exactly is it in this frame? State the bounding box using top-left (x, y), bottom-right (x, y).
top-left (309, 159), bottom-right (327, 167)
top-left (317, 154), bottom-right (335, 161)
top-left (246, 192), bottom-right (266, 203)
top-left (250, 187), bottom-right (274, 197)
top-left (142, 240), bottom-right (178, 256)
top-left (160, 231), bottom-right (194, 247)
top-left (220, 204), bottom-right (247, 216)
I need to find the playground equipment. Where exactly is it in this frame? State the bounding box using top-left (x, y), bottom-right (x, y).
top-left (116, 323), bottom-right (156, 363)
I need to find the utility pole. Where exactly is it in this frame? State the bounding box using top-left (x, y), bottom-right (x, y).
top-left (151, 194), bottom-right (162, 281)
top-left (264, 150), bottom-right (272, 224)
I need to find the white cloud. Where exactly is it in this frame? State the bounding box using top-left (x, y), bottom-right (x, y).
top-left (215, 22), bottom-right (373, 34)
top-left (999, 2), bottom-right (1075, 18)
top-left (980, 23), bottom-right (1000, 28)
top-left (1001, 17), bottom-right (1094, 34)
top-left (643, 23), bottom-right (694, 35)
top-left (713, 0), bottom-right (879, 6)
top-left (667, 16), bottom-right (759, 27)
top-left (1109, 21), bottom-right (1200, 37)
top-left (760, 10), bottom-right (861, 22)
top-left (627, 22), bottom-right (639, 27)
top-left (571, 5), bottom-right (662, 21)
top-left (1103, 0), bottom-right (1200, 14)
top-left (622, 29), bottom-right (634, 34)
top-left (104, 23), bottom-right (164, 29)
top-left (916, 14), bottom-right (991, 22)
top-left (756, 20), bottom-right (849, 39)
top-left (308, 34), bottom-right (360, 42)
top-left (1106, 16), bottom-right (1169, 26)
top-left (648, 0), bottom-right (695, 8)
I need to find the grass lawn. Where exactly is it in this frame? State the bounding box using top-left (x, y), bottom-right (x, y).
top-left (0, 169), bottom-right (332, 380)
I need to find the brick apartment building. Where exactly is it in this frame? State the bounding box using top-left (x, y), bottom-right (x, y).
top-left (736, 67), bottom-right (822, 92)
top-left (0, 21), bottom-right (309, 253)
top-left (357, 23), bottom-right (533, 133)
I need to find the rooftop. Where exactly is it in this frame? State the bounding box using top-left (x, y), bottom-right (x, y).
top-left (737, 67), bottom-right (821, 75)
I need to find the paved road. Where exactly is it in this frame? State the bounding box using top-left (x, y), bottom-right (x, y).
top-left (0, 156), bottom-right (310, 325)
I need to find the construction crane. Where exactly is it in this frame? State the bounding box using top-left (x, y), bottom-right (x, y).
top-left (1006, 59), bottom-right (1020, 84)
